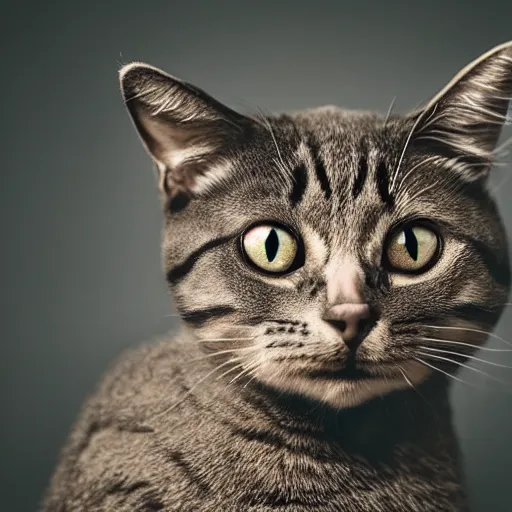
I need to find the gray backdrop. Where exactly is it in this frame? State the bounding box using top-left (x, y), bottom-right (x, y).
top-left (2, 1), bottom-right (512, 510)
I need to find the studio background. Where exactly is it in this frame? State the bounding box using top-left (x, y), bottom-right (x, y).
top-left (2, 1), bottom-right (512, 510)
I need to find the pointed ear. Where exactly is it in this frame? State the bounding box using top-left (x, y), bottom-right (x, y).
top-left (119, 63), bottom-right (255, 197)
top-left (407, 41), bottom-right (512, 181)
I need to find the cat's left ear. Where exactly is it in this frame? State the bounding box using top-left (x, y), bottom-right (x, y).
top-left (119, 63), bottom-right (255, 197)
top-left (407, 41), bottom-right (512, 181)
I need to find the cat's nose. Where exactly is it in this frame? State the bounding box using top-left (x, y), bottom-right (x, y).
top-left (323, 257), bottom-right (374, 347)
top-left (323, 303), bottom-right (371, 347)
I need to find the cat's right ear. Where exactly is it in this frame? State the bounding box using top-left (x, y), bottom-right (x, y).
top-left (119, 63), bottom-right (255, 197)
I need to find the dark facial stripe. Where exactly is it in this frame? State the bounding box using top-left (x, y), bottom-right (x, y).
top-left (466, 237), bottom-right (511, 288)
top-left (436, 220), bottom-right (510, 288)
top-left (180, 305), bottom-right (236, 327)
top-left (289, 164), bottom-right (308, 207)
top-left (166, 234), bottom-right (234, 285)
top-left (441, 303), bottom-right (502, 326)
top-left (352, 156), bottom-right (368, 198)
top-left (375, 161), bottom-right (394, 207)
top-left (309, 142), bottom-right (332, 200)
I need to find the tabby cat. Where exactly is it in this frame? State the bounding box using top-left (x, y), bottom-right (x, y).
top-left (43, 41), bottom-right (512, 511)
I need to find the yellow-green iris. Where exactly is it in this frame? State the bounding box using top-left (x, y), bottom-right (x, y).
top-left (243, 225), bottom-right (297, 273)
top-left (386, 225), bottom-right (439, 272)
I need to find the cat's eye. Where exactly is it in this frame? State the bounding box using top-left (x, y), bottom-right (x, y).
top-left (384, 223), bottom-right (441, 273)
top-left (241, 223), bottom-right (303, 275)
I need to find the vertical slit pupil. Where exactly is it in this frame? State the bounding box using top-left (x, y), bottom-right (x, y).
top-left (265, 229), bottom-right (280, 262)
top-left (404, 227), bottom-right (418, 261)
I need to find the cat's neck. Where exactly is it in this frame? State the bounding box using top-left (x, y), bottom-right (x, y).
top-left (181, 336), bottom-right (455, 454)
top-left (239, 375), bottom-right (454, 447)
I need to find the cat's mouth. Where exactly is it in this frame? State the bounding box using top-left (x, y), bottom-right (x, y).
top-left (303, 366), bottom-right (377, 381)
top-left (298, 353), bottom-right (384, 381)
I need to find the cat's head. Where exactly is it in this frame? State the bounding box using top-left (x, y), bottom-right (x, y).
top-left (119, 42), bottom-right (512, 408)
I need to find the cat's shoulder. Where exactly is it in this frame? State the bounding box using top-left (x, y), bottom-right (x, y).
top-left (43, 334), bottom-right (193, 511)
top-left (102, 333), bottom-right (186, 384)
top-left (82, 332), bottom-right (192, 423)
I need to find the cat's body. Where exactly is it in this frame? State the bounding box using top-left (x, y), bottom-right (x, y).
top-left (44, 42), bottom-right (512, 511)
top-left (44, 335), bottom-right (467, 512)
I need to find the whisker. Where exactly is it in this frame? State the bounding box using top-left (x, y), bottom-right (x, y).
top-left (390, 103), bottom-right (438, 193)
top-left (197, 337), bottom-right (256, 343)
top-left (227, 363), bottom-right (259, 386)
top-left (395, 156), bottom-right (439, 197)
top-left (417, 351), bottom-right (512, 388)
top-left (270, 156), bottom-right (294, 190)
top-left (414, 357), bottom-right (480, 389)
top-left (150, 358), bottom-right (242, 420)
top-left (184, 346), bottom-right (259, 364)
top-left (243, 369), bottom-right (260, 389)
top-left (422, 325), bottom-right (512, 348)
top-left (396, 180), bottom-right (443, 211)
top-left (419, 110), bottom-right (452, 131)
top-left (419, 336), bottom-right (512, 352)
top-left (482, 159), bottom-right (510, 168)
top-left (420, 346), bottom-right (512, 369)
top-left (216, 359), bottom-right (261, 385)
top-left (384, 96), bottom-right (397, 125)
top-left (396, 365), bottom-right (415, 389)
top-left (242, 374), bottom-right (259, 389)
top-left (396, 364), bottom-right (440, 418)
top-left (214, 361), bottom-right (245, 381)
top-left (256, 107), bottom-right (288, 174)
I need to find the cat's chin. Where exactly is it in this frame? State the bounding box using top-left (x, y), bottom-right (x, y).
top-left (264, 374), bottom-right (406, 409)
top-left (254, 361), bottom-right (431, 409)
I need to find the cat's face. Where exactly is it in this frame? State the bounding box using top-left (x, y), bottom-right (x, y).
top-left (120, 42), bottom-right (512, 408)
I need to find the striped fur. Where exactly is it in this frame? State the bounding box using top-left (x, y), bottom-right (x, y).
top-left (44, 42), bottom-right (512, 511)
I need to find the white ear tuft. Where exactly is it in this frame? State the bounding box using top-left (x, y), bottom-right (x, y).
top-left (119, 63), bottom-right (254, 196)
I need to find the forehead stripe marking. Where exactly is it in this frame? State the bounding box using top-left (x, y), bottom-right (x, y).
top-left (309, 142), bottom-right (332, 200)
top-left (289, 164), bottom-right (308, 207)
top-left (352, 155), bottom-right (368, 199)
top-left (375, 161), bottom-right (394, 207)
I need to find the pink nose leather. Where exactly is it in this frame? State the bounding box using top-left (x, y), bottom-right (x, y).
top-left (323, 303), bottom-right (370, 341)
top-left (324, 259), bottom-right (370, 343)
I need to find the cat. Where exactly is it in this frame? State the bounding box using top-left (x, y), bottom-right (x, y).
top-left (42, 41), bottom-right (512, 511)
